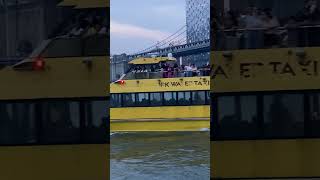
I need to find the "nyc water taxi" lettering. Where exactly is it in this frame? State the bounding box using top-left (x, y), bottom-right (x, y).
top-left (211, 61), bottom-right (319, 79)
top-left (158, 78), bottom-right (210, 87)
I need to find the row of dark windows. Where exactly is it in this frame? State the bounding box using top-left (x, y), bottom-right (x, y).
top-left (0, 98), bottom-right (109, 146)
top-left (111, 91), bottom-right (210, 108)
top-left (211, 92), bottom-right (320, 140)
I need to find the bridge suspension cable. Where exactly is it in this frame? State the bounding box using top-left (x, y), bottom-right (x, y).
top-left (133, 25), bottom-right (186, 55)
top-left (131, 8), bottom-right (209, 56)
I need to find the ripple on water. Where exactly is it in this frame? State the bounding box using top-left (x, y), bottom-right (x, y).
top-left (111, 132), bottom-right (210, 180)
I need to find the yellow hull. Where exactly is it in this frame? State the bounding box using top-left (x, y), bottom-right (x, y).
top-left (111, 118), bottom-right (209, 132)
top-left (111, 106), bottom-right (210, 132)
top-left (211, 139), bottom-right (320, 179)
top-left (0, 144), bottom-right (109, 180)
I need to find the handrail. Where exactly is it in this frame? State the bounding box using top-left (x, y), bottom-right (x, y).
top-left (28, 34), bottom-right (108, 59)
top-left (214, 24), bottom-right (320, 51)
top-left (125, 69), bottom-right (211, 79)
top-left (0, 58), bottom-right (23, 65)
top-left (219, 24), bottom-right (320, 32)
top-left (131, 68), bottom-right (210, 73)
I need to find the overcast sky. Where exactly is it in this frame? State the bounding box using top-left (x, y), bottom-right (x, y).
top-left (110, 0), bottom-right (186, 55)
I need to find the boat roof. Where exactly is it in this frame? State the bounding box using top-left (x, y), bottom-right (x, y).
top-left (58, 0), bottom-right (109, 8)
top-left (129, 57), bottom-right (176, 65)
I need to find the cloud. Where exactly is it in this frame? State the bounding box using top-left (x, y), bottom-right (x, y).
top-left (152, 5), bottom-right (185, 17)
top-left (110, 20), bottom-right (171, 41)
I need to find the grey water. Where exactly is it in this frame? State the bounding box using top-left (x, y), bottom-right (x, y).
top-left (110, 132), bottom-right (210, 180)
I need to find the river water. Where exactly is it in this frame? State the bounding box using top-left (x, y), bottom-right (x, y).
top-left (110, 132), bottom-right (210, 180)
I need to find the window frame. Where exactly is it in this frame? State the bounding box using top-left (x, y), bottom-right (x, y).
top-left (0, 97), bottom-right (109, 146)
top-left (111, 91), bottom-right (211, 108)
top-left (177, 91), bottom-right (192, 106)
top-left (135, 93), bottom-right (150, 107)
top-left (163, 92), bottom-right (178, 106)
top-left (121, 93), bottom-right (136, 107)
top-left (192, 91), bottom-right (207, 105)
top-left (211, 90), bottom-right (318, 141)
top-left (205, 91), bottom-right (210, 105)
top-left (149, 92), bottom-right (163, 107)
top-left (110, 93), bottom-right (122, 108)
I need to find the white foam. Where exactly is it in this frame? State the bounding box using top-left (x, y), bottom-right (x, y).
top-left (199, 128), bottom-right (210, 132)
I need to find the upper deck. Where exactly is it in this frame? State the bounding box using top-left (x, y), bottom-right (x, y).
top-left (0, 0), bottom-right (110, 99)
top-left (212, 0), bottom-right (320, 51)
top-left (123, 56), bottom-right (209, 79)
top-left (0, 57), bottom-right (107, 100)
top-left (211, 0), bottom-right (320, 93)
top-left (111, 55), bottom-right (210, 93)
top-left (0, 33), bottom-right (108, 99)
top-left (58, 0), bottom-right (109, 8)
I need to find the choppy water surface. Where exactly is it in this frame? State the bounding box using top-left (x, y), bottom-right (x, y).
top-left (111, 132), bottom-right (210, 180)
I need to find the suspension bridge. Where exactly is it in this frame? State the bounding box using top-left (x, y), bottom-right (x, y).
top-left (128, 24), bottom-right (210, 58)
top-left (111, 6), bottom-right (210, 81)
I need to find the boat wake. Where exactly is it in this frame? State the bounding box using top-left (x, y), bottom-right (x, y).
top-left (199, 128), bottom-right (210, 132)
top-left (110, 132), bottom-right (133, 137)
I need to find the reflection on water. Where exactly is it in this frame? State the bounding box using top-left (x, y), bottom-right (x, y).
top-left (111, 132), bottom-right (210, 180)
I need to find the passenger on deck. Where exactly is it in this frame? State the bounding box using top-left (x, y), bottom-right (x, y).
top-left (173, 63), bottom-right (179, 77)
top-left (84, 17), bottom-right (106, 37)
top-left (261, 10), bottom-right (280, 47)
top-left (68, 19), bottom-right (89, 37)
top-left (184, 64), bottom-right (193, 77)
top-left (173, 63), bottom-right (179, 69)
top-left (191, 64), bottom-right (198, 76)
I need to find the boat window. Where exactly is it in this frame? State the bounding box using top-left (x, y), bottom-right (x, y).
top-left (0, 102), bottom-right (36, 145)
top-left (192, 91), bottom-right (206, 105)
top-left (150, 93), bottom-right (162, 106)
top-left (122, 93), bottom-right (136, 107)
top-left (205, 91), bottom-right (210, 105)
top-left (308, 93), bottom-right (320, 137)
top-left (164, 92), bottom-right (177, 106)
top-left (40, 101), bottom-right (81, 144)
top-left (178, 91), bottom-right (191, 105)
top-left (216, 95), bottom-right (258, 139)
top-left (83, 100), bottom-right (108, 143)
top-left (263, 94), bottom-right (304, 138)
top-left (113, 91), bottom-right (211, 107)
top-left (0, 98), bottom-right (109, 146)
top-left (136, 93), bottom-right (150, 107)
top-left (111, 94), bottom-right (121, 107)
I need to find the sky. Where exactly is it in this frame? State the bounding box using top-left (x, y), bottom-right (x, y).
top-left (110, 0), bottom-right (186, 55)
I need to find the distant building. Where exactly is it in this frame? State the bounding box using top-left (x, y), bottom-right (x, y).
top-left (186, 0), bottom-right (210, 43)
top-left (111, 54), bottom-right (129, 82)
top-left (185, 0), bottom-right (210, 67)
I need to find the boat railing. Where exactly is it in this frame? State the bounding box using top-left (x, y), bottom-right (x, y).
top-left (33, 34), bottom-right (108, 58)
top-left (215, 25), bottom-right (320, 51)
top-left (123, 69), bottom-right (210, 79)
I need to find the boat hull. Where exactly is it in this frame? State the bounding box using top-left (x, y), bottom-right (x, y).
top-left (111, 106), bottom-right (210, 132)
